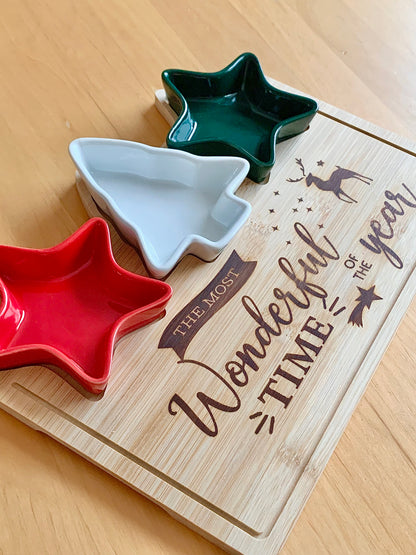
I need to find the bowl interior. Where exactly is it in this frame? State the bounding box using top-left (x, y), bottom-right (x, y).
top-left (0, 221), bottom-right (168, 378)
top-left (166, 55), bottom-right (316, 162)
top-left (75, 141), bottom-right (248, 263)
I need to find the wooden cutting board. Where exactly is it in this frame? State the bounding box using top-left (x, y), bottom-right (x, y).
top-left (0, 78), bottom-right (415, 554)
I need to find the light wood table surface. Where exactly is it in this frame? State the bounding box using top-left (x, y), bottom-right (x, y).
top-left (0, 1), bottom-right (415, 553)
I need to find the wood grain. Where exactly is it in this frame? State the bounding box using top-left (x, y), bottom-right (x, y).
top-left (0, 1), bottom-right (415, 554)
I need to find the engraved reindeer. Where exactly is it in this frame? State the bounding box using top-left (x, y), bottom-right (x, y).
top-left (287, 158), bottom-right (372, 203)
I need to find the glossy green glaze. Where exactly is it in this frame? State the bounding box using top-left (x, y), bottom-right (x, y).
top-left (162, 53), bottom-right (318, 183)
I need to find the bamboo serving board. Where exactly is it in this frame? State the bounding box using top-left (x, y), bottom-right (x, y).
top-left (1, 78), bottom-right (415, 554)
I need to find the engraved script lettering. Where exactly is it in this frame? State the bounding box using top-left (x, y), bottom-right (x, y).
top-left (359, 183), bottom-right (416, 268)
top-left (168, 224), bottom-right (340, 436)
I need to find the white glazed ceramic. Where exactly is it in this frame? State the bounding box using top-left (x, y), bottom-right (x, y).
top-left (69, 138), bottom-right (251, 278)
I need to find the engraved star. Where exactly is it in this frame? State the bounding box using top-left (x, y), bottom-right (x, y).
top-left (297, 197), bottom-right (304, 203)
top-left (269, 208), bottom-right (275, 214)
top-left (272, 225), bottom-right (279, 231)
top-left (0, 218), bottom-right (172, 394)
top-left (292, 207), bottom-right (298, 213)
top-left (70, 138), bottom-right (251, 278)
top-left (307, 207), bottom-right (313, 212)
top-left (286, 240), bottom-right (291, 245)
top-left (162, 53), bottom-right (317, 182)
top-left (317, 160), bottom-right (324, 166)
top-left (274, 190), bottom-right (280, 196)
top-left (348, 285), bottom-right (382, 327)
top-left (318, 223), bottom-right (324, 229)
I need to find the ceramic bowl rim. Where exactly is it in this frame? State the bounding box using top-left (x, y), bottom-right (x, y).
top-left (69, 138), bottom-right (251, 277)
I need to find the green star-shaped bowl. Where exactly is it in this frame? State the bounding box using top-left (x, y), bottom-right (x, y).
top-left (162, 52), bottom-right (318, 183)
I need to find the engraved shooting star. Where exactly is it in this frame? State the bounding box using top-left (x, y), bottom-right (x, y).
top-left (348, 285), bottom-right (382, 327)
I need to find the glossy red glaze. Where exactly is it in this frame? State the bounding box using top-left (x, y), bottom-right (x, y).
top-left (0, 218), bottom-right (172, 394)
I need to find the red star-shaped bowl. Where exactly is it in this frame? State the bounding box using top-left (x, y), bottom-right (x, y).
top-left (0, 218), bottom-right (172, 394)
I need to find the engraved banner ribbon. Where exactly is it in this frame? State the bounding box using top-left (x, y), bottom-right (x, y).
top-left (158, 250), bottom-right (256, 359)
